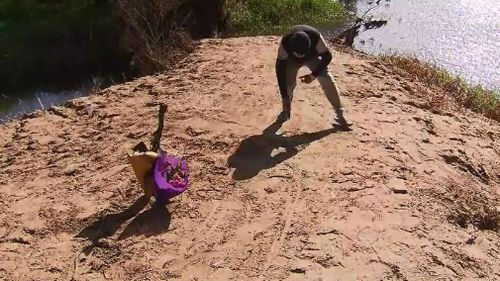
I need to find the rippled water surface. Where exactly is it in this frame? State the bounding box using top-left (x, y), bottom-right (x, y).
top-left (352, 0), bottom-right (500, 90)
top-left (0, 90), bottom-right (84, 121)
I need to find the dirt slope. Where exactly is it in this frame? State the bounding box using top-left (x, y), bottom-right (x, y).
top-left (1, 36), bottom-right (499, 281)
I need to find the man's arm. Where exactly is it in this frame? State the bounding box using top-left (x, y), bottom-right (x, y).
top-left (276, 43), bottom-right (289, 99)
top-left (311, 34), bottom-right (332, 77)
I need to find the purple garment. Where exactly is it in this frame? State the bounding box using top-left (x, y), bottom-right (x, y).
top-left (153, 153), bottom-right (189, 204)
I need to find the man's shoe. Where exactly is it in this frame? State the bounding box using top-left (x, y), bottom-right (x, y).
top-left (334, 115), bottom-right (352, 130)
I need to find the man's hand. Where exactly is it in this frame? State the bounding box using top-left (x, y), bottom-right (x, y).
top-left (299, 74), bottom-right (315, 84)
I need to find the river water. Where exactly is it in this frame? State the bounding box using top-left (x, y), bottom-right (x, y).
top-left (0, 78), bottom-right (105, 122)
top-left (349, 0), bottom-right (500, 90)
top-left (0, 90), bottom-right (85, 121)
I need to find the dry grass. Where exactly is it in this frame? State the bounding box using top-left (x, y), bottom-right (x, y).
top-left (429, 180), bottom-right (500, 233)
top-left (448, 202), bottom-right (500, 232)
top-left (114, 0), bottom-right (196, 75)
top-left (381, 56), bottom-right (500, 122)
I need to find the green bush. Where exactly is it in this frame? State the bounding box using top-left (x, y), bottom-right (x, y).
top-left (0, 0), bottom-right (129, 92)
top-left (0, 0), bottom-right (346, 93)
top-left (226, 0), bottom-right (346, 35)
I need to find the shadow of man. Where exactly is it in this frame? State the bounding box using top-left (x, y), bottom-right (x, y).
top-left (227, 118), bottom-right (339, 180)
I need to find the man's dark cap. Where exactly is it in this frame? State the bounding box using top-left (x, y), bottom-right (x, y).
top-left (290, 31), bottom-right (311, 55)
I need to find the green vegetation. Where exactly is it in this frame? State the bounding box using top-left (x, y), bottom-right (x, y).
top-left (225, 0), bottom-right (346, 35)
top-left (0, 0), bottom-right (348, 93)
top-left (0, 0), bottom-right (129, 92)
top-left (382, 56), bottom-right (500, 122)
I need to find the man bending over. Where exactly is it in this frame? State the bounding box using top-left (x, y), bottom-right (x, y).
top-left (276, 25), bottom-right (351, 128)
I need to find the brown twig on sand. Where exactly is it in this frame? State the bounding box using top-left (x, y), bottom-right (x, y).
top-left (150, 103), bottom-right (168, 152)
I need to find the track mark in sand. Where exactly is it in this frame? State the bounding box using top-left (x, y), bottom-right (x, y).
top-left (264, 166), bottom-right (303, 272)
top-left (185, 201), bottom-right (226, 256)
top-left (371, 246), bottom-right (409, 281)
